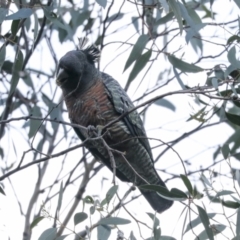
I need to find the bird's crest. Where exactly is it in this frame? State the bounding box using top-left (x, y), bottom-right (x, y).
top-left (78, 37), bottom-right (100, 63)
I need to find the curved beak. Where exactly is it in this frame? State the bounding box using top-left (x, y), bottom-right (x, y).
top-left (56, 68), bottom-right (69, 86)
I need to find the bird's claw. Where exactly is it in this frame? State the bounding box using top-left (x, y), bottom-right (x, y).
top-left (87, 125), bottom-right (104, 137)
top-left (87, 125), bottom-right (97, 137)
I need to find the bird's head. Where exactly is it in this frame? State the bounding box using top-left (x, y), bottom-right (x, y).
top-left (56, 43), bottom-right (100, 92)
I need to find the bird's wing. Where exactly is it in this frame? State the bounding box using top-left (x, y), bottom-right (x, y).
top-left (72, 125), bottom-right (130, 182)
top-left (102, 72), bottom-right (153, 161)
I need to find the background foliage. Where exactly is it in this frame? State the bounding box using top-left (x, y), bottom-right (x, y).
top-left (0, 0), bottom-right (240, 239)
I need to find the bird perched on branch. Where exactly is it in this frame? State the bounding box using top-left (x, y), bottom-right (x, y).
top-left (56, 39), bottom-right (173, 213)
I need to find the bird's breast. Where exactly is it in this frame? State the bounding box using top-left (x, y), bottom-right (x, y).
top-left (65, 79), bottom-right (129, 140)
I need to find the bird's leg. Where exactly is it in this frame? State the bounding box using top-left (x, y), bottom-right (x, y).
top-left (96, 125), bottom-right (104, 136)
top-left (87, 125), bottom-right (104, 138)
top-left (86, 125), bottom-right (98, 138)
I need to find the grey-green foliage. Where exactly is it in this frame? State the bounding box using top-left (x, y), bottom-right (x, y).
top-left (0, 0), bottom-right (240, 240)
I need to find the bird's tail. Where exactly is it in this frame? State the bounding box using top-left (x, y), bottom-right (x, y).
top-left (139, 178), bottom-right (173, 213)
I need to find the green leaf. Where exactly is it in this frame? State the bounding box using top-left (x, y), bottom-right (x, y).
top-left (55, 235), bottom-right (69, 240)
top-left (98, 217), bottom-right (131, 225)
top-left (197, 206), bottom-right (214, 240)
top-left (38, 228), bottom-right (57, 240)
top-left (124, 34), bottom-right (149, 72)
top-left (101, 185), bottom-right (118, 206)
top-left (125, 49), bottom-right (152, 89)
top-left (155, 12), bottom-right (174, 25)
top-left (9, 49), bottom-right (23, 96)
top-left (129, 231), bottom-right (137, 240)
top-left (233, 0), bottom-right (240, 9)
top-left (83, 195), bottom-right (94, 204)
top-left (29, 106), bottom-right (42, 138)
top-left (90, 206), bottom-right (95, 215)
top-left (212, 224), bottom-right (226, 235)
top-left (5, 8), bottom-right (33, 20)
top-left (178, 2), bottom-right (197, 33)
top-left (222, 200), bottom-right (240, 209)
top-left (184, 213), bottom-right (216, 233)
top-left (57, 182), bottom-right (63, 213)
top-left (180, 175), bottom-right (193, 195)
top-left (200, 174), bottom-right (211, 187)
top-left (236, 170), bottom-right (240, 188)
top-left (221, 144), bottom-right (230, 159)
top-left (43, 8), bottom-right (71, 34)
top-left (158, 0), bottom-right (169, 13)
top-left (76, 11), bottom-right (91, 26)
top-left (159, 237), bottom-right (177, 240)
top-left (140, 184), bottom-right (187, 201)
top-left (147, 212), bottom-right (160, 227)
top-left (173, 67), bottom-right (186, 89)
top-left (211, 77), bottom-right (218, 89)
top-left (0, 8), bottom-right (8, 23)
top-left (0, 185), bottom-right (6, 196)
top-left (0, 45), bottom-right (6, 71)
top-left (11, 19), bottom-right (20, 36)
top-left (33, 12), bottom-right (39, 41)
top-left (225, 111), bottom-right (240, 126)
top-left (168, 55), bottom-right (203, 73)
top-left (74, 212), bottom-right (88, 226)
top-left (236, 208), bottom-right (240, 238)
top-left (215, 190), bottom-right (234, 197)
top-left (192, 186), bottom-right (203, 199)
top-left (227, 35), bottom-right (240, 45)
top-left (147, 213), bottom-right (161, 240)
top-left (95, 0), bottom-right (107, 8)
top-left (154, 98), bottom-right (176, 112)
top-left (195, 224), bottom-right (226, 240)
top-left (106, 13), bottom-right (124, 23)
top-left (30, 216), bottom-right (45, 229)
top-left (2, 60), bottom-right (13, 74)
top-left (228, 46), bottom-right (240, 69)
top-left (171, 188), bottom-right (188, 198)
top-left (97, 225), bottom-right (111, 240)
top-left (168, 0), bottom-right (183, 34)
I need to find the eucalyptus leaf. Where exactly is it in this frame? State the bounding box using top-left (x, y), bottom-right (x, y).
top-left (125, 50), bottom-right (152, 90)
top-left (38, 228), bottom-right (57, 240)
top-left (168, 55), bottom-right (203, 73)
top-left (0, 185), bottom-right (6, 196)
top-left (168, 0), bottom-right (183, 34)
top-left (57, 182), bottom-right (63, 213)
top-left (236, 208), bottom-right (240, 238)
top-left (173, 67), bottom-right (185, 89)
top-left (95, 0), bottom-right (107, 8)
top-left (154, 98), bottom-right (176, 112)
top-left (196, 205), bottom-right (214, 240)
top-left (5, 8), bottom-right (33, 20)
top-left (9, 50), bottom-right (23, 96)
top-left (124, 34), bottom-right (149, 72)
top-left (74, 212), bottom-right (88, 226)
top-left (97, 225), bottom-right (111, 240)
top-left (184, 213), bottom-right (216, 233)
top-left (30, 217), bottom-right (45, 229)
top-left (0, 8), bottom-right (8, 23)
top-left (0, 45), bottom-right (6, 71)
top-left (98, 217), bottom-right (131, 225)
top-left (155, 12), bottom-right (174, 25)
top-left (225, 111), bottom-right (240, 126)
top-left (233, 0), bottom-right (240, 9)
top-left (29, 106), bottom-right (42, 138)
top-left (221, 144), bottom-right (230, 159)
top-left (227, 46), bottom-right (240, 69)
top-left (180, 174), bottom-right (193, 195)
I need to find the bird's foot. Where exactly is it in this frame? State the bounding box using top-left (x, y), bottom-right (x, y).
top-left (87, 125), bottom-right (104, 137)
top-left (87, 125), bottom-right (97, 137)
